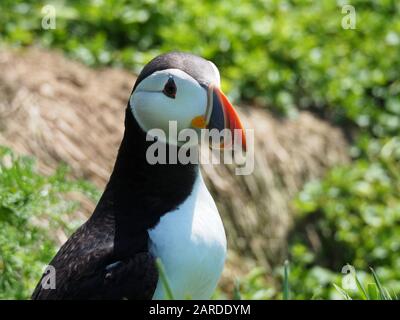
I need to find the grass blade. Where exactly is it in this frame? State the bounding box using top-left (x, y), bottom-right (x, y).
top-left (155, 258), bottom-right (175, 300)
top-left (233, 278), bottom-right (242, 300)
top-left (370, 268), bottom-right (389, 300)
top-left (384, 288), bottom-right (392, 300)
top-left (283, 260), bottom-right (290, 300)
top-left (355, 274), bottom-right (369, 300)
top-left (367, 283), bottom-right (379, 300)
top-left (333, 283), bottom-right (352, 300)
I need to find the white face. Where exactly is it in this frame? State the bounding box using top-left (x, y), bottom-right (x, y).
top-left (130, 68), bottom-right (209, 145)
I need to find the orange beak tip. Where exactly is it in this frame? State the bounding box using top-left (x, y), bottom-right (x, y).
top-left (217, 89), bottom-right (247, 152)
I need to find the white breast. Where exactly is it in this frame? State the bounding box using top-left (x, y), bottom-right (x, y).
top-left (148, 173), bottom-right (227, 300)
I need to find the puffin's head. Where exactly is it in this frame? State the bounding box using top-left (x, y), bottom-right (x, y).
top-left (129, 52), bottom-right (246, 150)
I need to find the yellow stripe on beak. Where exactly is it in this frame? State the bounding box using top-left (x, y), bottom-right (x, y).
top-left (191, 115), bottom-right (207, 129)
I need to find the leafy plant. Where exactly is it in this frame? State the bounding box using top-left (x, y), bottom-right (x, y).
top-left (1, 0), bottom-right (399, 128)
top-left (291, 137), bottom-right (400, 299)
top-left (0, 146), bottom-right (99, 299)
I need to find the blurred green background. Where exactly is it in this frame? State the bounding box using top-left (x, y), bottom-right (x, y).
top-left (1, 0), bottom-right (400, 299)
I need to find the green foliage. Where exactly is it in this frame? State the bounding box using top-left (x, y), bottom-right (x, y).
top-left (291, 137), bottom-right (400, 299)
top-left (1, 0), bottom-right (399, 126)
top-left (0, 147), bottom-right (99, 299)
top-left (234, 267), bottom-right (276, 300)
top-left (226, 262), bottom-right (398, 300)
top-left (213, 267), bottom-right (276, 300)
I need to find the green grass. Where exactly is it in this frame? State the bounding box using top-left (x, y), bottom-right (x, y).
top-left (231, 261), bottom-right (399, 300)
top-left (333, 268), bottom-right (397, 300)
top-left (155, 258), bottom-right (175, 300)
top-left (0, 146), bottom-right (99, 299)
top-left (283, 260), bottom-right (290, 300)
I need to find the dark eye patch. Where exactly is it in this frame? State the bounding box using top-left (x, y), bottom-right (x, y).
top-left (162, 76), bottom-right (177, 99)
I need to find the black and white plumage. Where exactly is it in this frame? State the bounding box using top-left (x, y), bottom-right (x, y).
top-left (31, 52), bottom-right (246, 300)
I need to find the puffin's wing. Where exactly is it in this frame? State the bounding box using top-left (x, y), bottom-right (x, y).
top-left (81, 252), bottom-right (158, 300)
top-left (31, 215), bottom-right (158, 300)
top-left (31, 216), bottom-right (113, 300)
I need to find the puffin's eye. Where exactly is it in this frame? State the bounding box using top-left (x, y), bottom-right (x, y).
top-left (162, 77), bottom-right (177, 99)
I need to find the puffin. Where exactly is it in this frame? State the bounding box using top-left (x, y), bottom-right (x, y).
top-left (31, 52), bottom-right (246, 300)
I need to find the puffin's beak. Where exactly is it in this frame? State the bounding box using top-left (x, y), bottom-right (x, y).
top-left (192, 86), bottom-right (246, 151)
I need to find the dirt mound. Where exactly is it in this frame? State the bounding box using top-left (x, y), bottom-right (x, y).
top-left (0, 47), bottom-right (349, 268)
